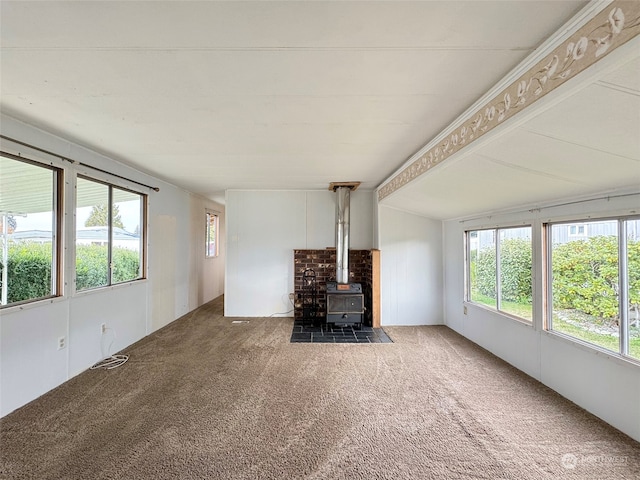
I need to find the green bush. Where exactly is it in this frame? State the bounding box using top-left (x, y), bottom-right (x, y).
top-left (499, 239), bottom-right (533, 303)
top-left (629, 240), bottom-right (640, 312)
top-left (112, 247), bottom-right (141, 283)
top-left (474, 238), bottom-right (532, 303)
top-left (75, 244), bottom-right (109, 290)
top-left (0, 243), bottom-right (141, 302)
top-left (0, 243), bottom-right (53, 303)
top-left (472, 235), bottom-right (640, 320)
top-left (475, 244), bottom-right (496, 299)
top-left (75, 245), bottom-right (140, 290)
top-left (552, 236), bottom-right (640, 320)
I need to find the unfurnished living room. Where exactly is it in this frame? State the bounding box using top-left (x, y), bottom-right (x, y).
top-left (1, 1), bottom-right (639, 479)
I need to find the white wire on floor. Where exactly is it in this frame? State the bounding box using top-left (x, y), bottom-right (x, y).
top-left (90, 326), bottom-right (129, 370)
top-left (90, 354), bottom-right (128, 370)
top-left (268, 309), bottom-right (294, 317)
top-left (268, 295), bottom-right (296, 317)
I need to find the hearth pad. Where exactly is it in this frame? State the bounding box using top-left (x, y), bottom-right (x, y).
top-left (290, 320), bottom-right (392, 344)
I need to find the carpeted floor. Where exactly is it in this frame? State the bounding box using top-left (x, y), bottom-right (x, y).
top-left (1, 295), bottom-right (638, 480)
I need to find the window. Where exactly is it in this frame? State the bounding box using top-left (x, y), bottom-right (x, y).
top-left (0, 154), bottom-right (62, 307)
top-left (568, 224), bottom-right (587, 236)
top-left (206, 212), bottom-right (218, 258)
top-left (75, 176), bottom-right (145, 291)
top-left (547, 217), bottom-right (639, 361)
top-left (467, 226), bottom-right (532, 321)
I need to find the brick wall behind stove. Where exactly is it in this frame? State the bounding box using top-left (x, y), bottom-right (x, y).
top-left (293, 249), bottom-right (373, 320)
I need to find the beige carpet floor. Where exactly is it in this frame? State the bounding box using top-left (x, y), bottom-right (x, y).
top-left (1, 296), bottom-right (638, 479)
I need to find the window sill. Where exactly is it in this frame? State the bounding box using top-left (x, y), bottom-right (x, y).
top-left (464, 301), bottom-right (534, 328)
top-left (73, 278), bottom-right (148, 298)
top-left (0, 279), bottom-right (149, 315)
top-left (0, 295), bottom-right (65, 315)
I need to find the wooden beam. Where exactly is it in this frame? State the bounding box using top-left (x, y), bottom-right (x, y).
top-left (371, 249), bottom-right (381, 328)
top-left (328, 181), bottom-right (361, 192)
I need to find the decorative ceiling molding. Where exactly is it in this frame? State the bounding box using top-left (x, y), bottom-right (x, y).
top-left (377, 0), bottom-right (640, 201)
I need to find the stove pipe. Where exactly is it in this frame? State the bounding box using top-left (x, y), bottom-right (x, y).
top-left (335, 186), bottom-right (351, 285)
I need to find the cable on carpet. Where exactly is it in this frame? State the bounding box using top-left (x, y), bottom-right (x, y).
top-left (268, 309), bottom-right (294, 317)
top-left (268, 295), bottom-right (296, 317)
top-left (91, 326), bottom-right (129, 370)
top-left (90, 354), bottom-right (129, 370)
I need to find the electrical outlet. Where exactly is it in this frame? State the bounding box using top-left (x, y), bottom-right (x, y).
top-left (101, 323), bottom-right (107, 334)
top-left (463, 305), bottom-right (468, 315)
top-left (58, 336), bottom-right (66, 350)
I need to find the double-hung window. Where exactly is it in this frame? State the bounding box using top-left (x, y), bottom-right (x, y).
top-left (75, 176), bottom-right (145, 291)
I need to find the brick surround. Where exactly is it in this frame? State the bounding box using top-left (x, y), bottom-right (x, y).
top-left (293, 249), bottom-right (373, 325)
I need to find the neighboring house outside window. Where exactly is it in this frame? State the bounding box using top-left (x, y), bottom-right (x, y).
top-left (75, 176), bottom-right (146, 291)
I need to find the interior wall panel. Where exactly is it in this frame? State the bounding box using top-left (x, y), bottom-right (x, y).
top-left (378, 205), bottom-right (443, 326)
top-left (225, 189), bottom-right (374, 317)
top-left (0, 300), bottom-right (69, 416)
top-left (69, 283), bottom-right (147, 377)
top-left (225, 190), bottom-right (307, 317)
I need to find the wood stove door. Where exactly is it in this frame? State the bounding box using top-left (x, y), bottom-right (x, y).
top-left (327, 294), bottom-right (364, 314)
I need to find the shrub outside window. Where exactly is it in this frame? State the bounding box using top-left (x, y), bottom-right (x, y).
top-left (75, 176), bottom-right (145, 291)
top-left (548, 217), bottom-right (640, 361)
top-left (467, 226), bottom-right (533, 321)
top-left (0, 154), bottom-right (62, 307)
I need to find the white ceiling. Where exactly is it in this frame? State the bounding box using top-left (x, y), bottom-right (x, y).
top-left (381, 48), bottom-right (640, 219)
top-left (0, 0), bottom-right (587, 206)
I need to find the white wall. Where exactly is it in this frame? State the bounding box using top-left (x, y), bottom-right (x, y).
top-left (0, 115), bottom-right (224, 416)
top-left (378, 205), bottom-right (443, 326)
top-left (191, 197), bottom-right (226, 310)
top-left (443, 194), bottom-right (640, 442)
top-left (146, 190), bottom-right (225, 332)
top-left (225, 189), bottom-right (374, 317)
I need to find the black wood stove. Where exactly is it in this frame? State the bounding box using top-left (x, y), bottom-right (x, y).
top-left (326, 282), bottom-right (364, 327)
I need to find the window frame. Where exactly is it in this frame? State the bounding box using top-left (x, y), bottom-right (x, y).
top-left (75, 174), bottom-right (147, 293)
top-left (205, 211), bottom-right (219, 258)
top-left (544, 215), bottom-right (640, 363)
top-left (465, 224), bottom-right (533, 323)
top-left (0, 152), bottom-right (63, 308)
